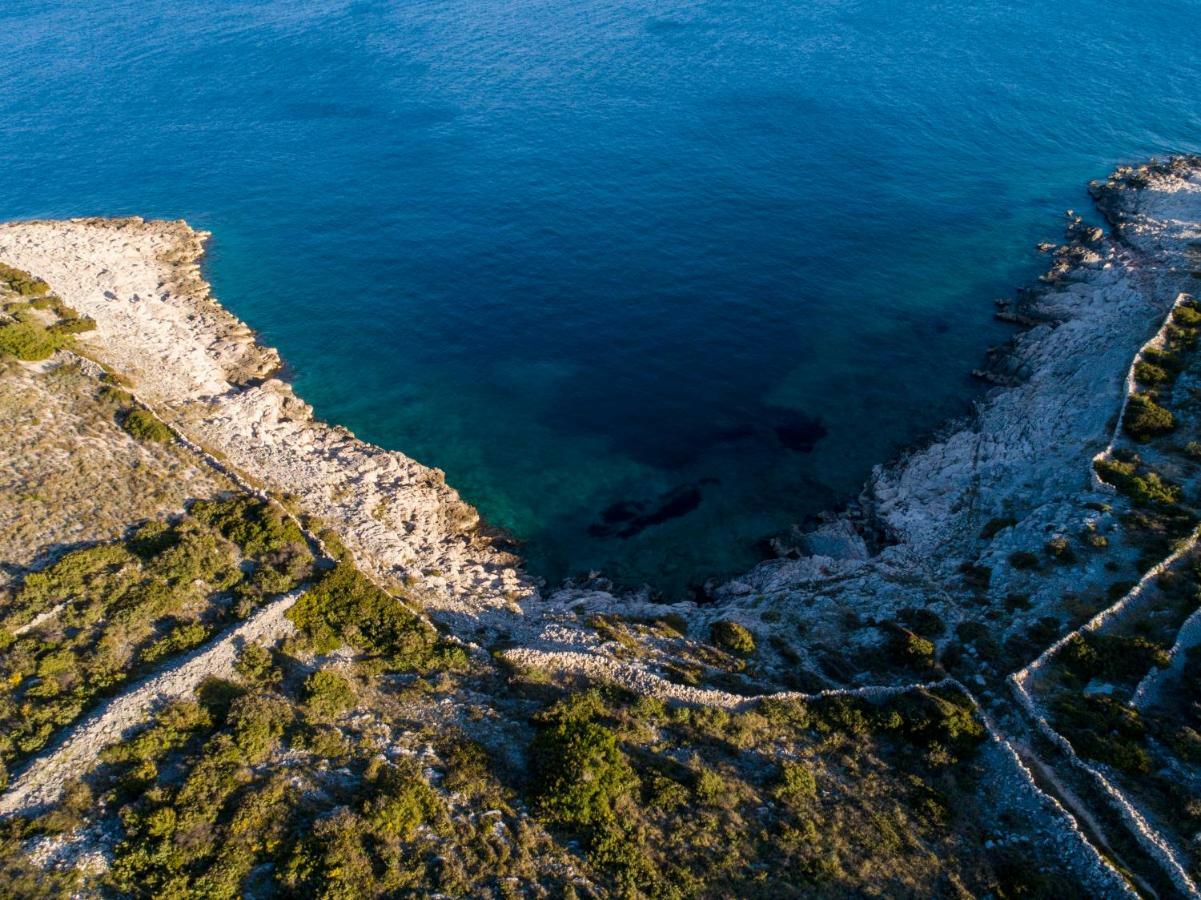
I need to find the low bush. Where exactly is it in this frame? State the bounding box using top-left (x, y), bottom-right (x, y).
top-left (1053, 694), bottom-right (1150, 774)
top-left (0, 497), bottom-right (313, 772)
top-left (1129, 471), bottom-right (1181, 506)
top-left (1059, 632), bottom-right (1170, 684)
top-left (0, 262), bottom-right (50, 296)
top-left (303, 669), bottom-right (356, 718)
top-left (47, 316), bottom-right (96, 335)
top-left (288, 563), bottom-right (464, 671)
top-left (889, 628), bottom-right (936, 669)
top-left (531, 693), bottom-right (637, 829)
top-left (1094, 456), bottom-right (1180, 506)
top-left (139, 620), bottom-right (209, 665)
top-left (710, 620), bottom-right (756, 655)
top-left (1141, 346), bottom-right (1184, 375)
top-left (1123, 393), bottom-right (1175, 442)
top-left (774, 760), bottom-right (817, 805)
top-left (234, 643), bottom-right (281, 686)
top-left (1173, 303), bottom-right (1201, 328)
top-left (120, 408), bottom-right (172, 442)
top-left (1044, 535), bottom-right (1075, 563)
top-left (1134, 359), bottom-right (1169, 385)
top-left (0, 318), bottom-right (61, 361)
top-left (897, 607), bottom-right (946, 639)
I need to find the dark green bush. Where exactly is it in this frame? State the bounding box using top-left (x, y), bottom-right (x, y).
top-left (121, 408), bottom-right (172, 442)
top-left (1141, 346), bottom-right (1183, 375)
top-left (47, 316), bottom-right (96, 335)
top-left (1053, 694), bottom-right (1150, 774)
top-left (0, 319), bottom-right (61, 361)
top-left (287, 563), bottom-right (462, 671)
top-left (1134, 360), bottom-right (1169, 385)
top-left (889, 628), bottom-right (936, 669)
top-left (710, 620), bottom-right (756, 655)
top-left (774, 760), bottom-right (817, 805)
top-left (1044, 536), bottom-right (1075, 563)
top-left (1129, 471), bottom-right (1181, 506)
top-left (234, 643), bottom-right (281, 685)
top-left (1059, 632), bottom-right (1169, 684)
top-left (303, 669), bottom-right (356, 718)
top-left (1123, 393), bottom-right (1175, 442)
top-left (1095, 456), bottom-right (1180, 505)
top-left (531, 693), bottom-right (637, 829)
top-left (0, 496), bottom-right (313, 773)
top-left (227, 693), bottom-right (293, 761)
top-left (0, 262), bottom-right (49, 296)
top-left (1173, 303), bottom-right (1201, 327)
top-left (897, 607), bottom-right (946, 639)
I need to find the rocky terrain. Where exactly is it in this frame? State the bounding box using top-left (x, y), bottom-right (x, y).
top-left (2, 158), bottom-right (1201, 897)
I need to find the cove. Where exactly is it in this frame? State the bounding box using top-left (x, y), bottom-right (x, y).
top-left (2, 0), bottom-right (1200, 594)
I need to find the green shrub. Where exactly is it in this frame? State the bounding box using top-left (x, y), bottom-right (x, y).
top-left (1134, 360), bottom-right (1169, 385)
top-left (101, 700), bottom-right (213, 769)
top-left (1094, 454), bottom-right (1136, 487)
top-left (47, 316), bottom-right (96, 335)
top-left (890, 690), bottom-right (986, 761)
top-left (889, 628), bottom-right (936, 669)
top-left (1141, 346), bottom-right (1183, 374)
top-left (121, 408), bottom-right (172, 442)
top-left (139, 620), bottom-right (209, 664)
top-left (1123, 393), bottom-right (1175, 442)
top-left (710, 620), bottom-right (756, 655)
top-left (1129, 471), bottom-right (1181, 506)
top-left (303, 669), bottom-right (356, 718)
top-left (531, 705), bottom-right (637, 829)
top-left (280, 808), bottom-right (376, 898)
top-left (897, 607), bottom-right (946, 639)
top-left (287, 563), bottom-right (459, 671)
top-left (235, 643), bottom-right (281, 685)
top-left (1053, 694), bottom-right (1150, 774)
top-left (0, 319), bottom-right (61, 360)
top-left (1173, 303), bottom-right (1201, 327)
top-left (0, 262), bottom-right (49, 296)
top-left (1060, 632), bottom-right (1170, 683)
top-left (361, 757), bottom-right (442, 839)
top-left (1095, 455), bottom-right (1181, 505)
top-left (189, 496), bottom-right (304, 559)
top-left (227, 692), bottom-right (293, 761)
top-left (12, 541), bottom-right (132, 622)
top-left (774, 760), bottom-right (817, 805)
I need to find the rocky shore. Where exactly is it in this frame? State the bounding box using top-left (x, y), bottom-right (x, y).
top-left (0, 219), bottom-right (534, 632)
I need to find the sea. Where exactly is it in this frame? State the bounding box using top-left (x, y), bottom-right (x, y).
top-left (3, 0), bottom-right (1200, 594)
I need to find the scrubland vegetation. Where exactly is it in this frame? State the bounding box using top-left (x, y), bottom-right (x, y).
top-left (0, 266), bottom-right (94, 362)
top-left (0, 496), bottom-right (313, 786)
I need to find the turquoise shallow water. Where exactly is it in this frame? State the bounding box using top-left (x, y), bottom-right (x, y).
top-left (3, 1), bottom-right (1200, 594)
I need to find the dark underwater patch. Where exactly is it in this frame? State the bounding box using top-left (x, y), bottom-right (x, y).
top-left (589, 481), bottom-right (714, 540)
top-left (771, 409), bottom-right (828, 453)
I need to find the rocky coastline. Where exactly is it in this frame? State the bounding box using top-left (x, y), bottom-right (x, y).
top-left (4, 157), bottom-right (1201, 895)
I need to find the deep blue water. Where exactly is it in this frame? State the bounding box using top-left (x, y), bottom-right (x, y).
top-left (3, 1), bottom-right (1200, 594)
